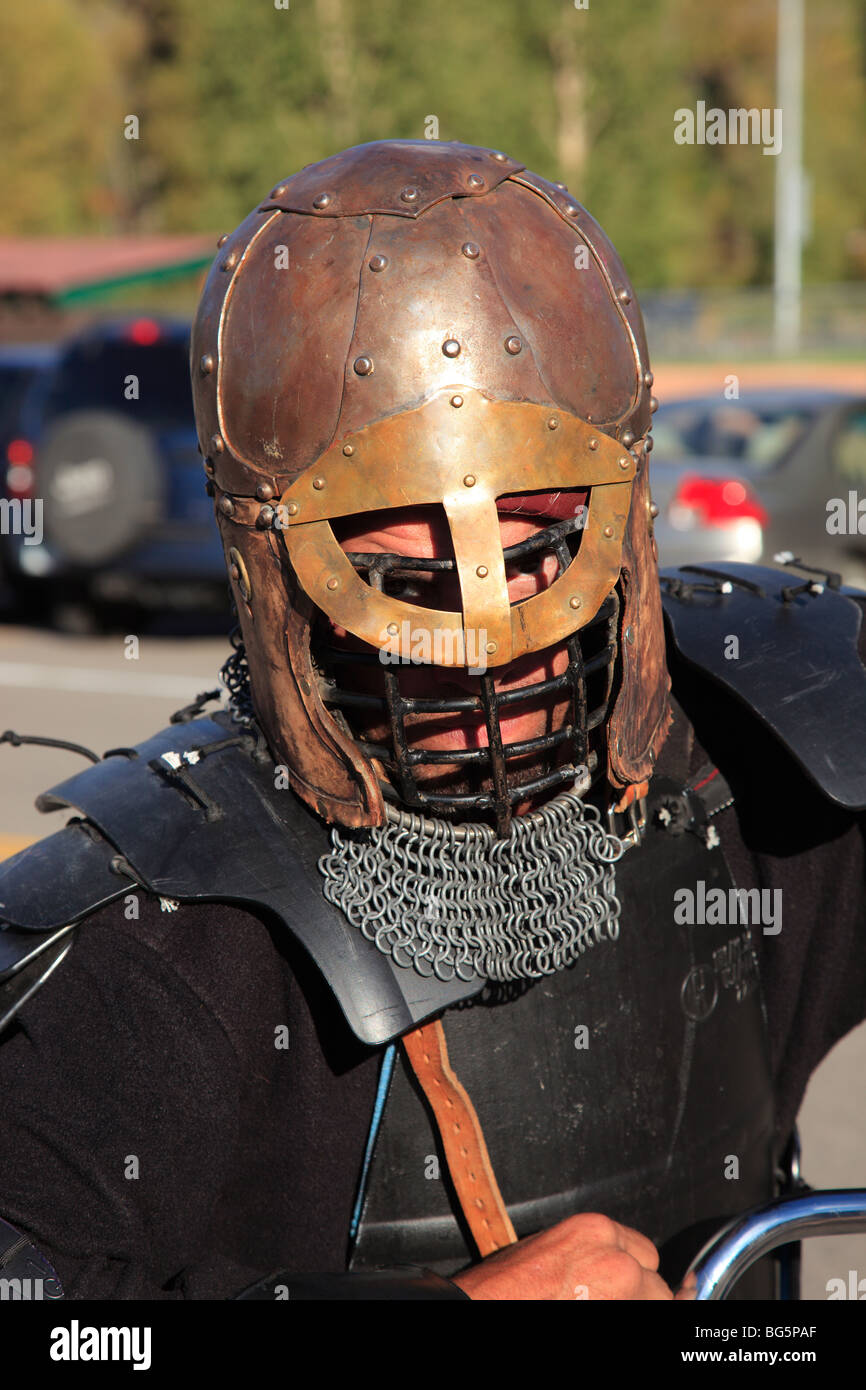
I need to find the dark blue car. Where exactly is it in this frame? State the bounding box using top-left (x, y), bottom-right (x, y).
top-left (1, 317), bottom-right (227, 625)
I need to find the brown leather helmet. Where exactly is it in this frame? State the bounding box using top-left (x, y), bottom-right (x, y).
top-left (190, 139), bottom-right (671, 832)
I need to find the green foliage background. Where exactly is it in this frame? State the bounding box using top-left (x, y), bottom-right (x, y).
top-left (1, 0), bottom-right (864, 289)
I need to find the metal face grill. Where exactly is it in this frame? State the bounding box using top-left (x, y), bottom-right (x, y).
top-left (313, 514), bottom-right (620, 837)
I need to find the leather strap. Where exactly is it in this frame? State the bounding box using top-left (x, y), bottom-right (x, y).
top-left (401, 1017), bottom-right (517, 1258)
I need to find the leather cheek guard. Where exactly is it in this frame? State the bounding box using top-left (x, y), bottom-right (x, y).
top-left (275, 389), bottom-right (636, 668)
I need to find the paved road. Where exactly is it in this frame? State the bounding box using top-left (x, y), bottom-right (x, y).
top-left (0, 607), bottom-right (863, 1300)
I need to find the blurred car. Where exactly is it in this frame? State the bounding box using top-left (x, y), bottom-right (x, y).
top-left (0, 341), bottom-right (58, 464)
top-left (1, 317), bottom-right (227, 626)
top-left (652, 389), bottom-right (866, 579)
top-left (650, 457), bottom-right (767, 568)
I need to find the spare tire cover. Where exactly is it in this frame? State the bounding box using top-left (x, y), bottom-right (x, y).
top-left (37, 410), bottom-right (164, 566)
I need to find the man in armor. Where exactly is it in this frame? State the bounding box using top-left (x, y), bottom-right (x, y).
top-left (1, 140), bottom-right (865, 1301)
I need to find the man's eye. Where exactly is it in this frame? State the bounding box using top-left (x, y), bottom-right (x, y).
top-left (382, 574), bottom-right (429, 601)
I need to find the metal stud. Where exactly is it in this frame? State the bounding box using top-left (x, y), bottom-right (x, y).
top-left (618, 289), bottom-right (631, 305)
top-left (649, 501), bottom-right (660, 519)
top-left (486, 640), bottom-right (498, 654)
top-left (467, 174), bottom-right (485, 190)
top-left (450, 395), bottom-right (464, 408)
top-left (644, 370), bottom-right (654, 387)
top-left (442, 339), bottom-right (461, 358)
top-left (326, 577), bottom-right (339, 591)
top-left (210, 433), bottom-right (225, 454)
top-left (554, 182), bottom-right (567, 191)
top-left (255, 482), bottom-right (274, 501)
top-left (342, 443), bottom-right (355, 456)
top-left (547, 417), bottom-right (559, 431)
top-left (603, 524), bottom-right (614, 538)
top-left (565, 204), bottom-right (579, 217)
top-left (504, 336), bottom-right (522, 355)
top-left (312, 476), bottom-right (326, 490)
top-left (400, 185), bottom-right (420, 203)
top-left (270, 183), bottom-right (290, 198)
top-left (353, 355), bottom-right (374, 376)
top-left (228, 547), bottom-right (252, 603)
top-left (219, 495), bottom-right (235, 518)
top-left (589, 438), bottom-right (598, 451)
top-left (645, 436), bottom-right (654, 453)
top-left (650, 395), bottom-right (659, 413)
top-left (476, 565), bottom-right (489, 578)
top-left (625, 625), bottom-right (635, 645)
top-left (199, 354), bottom-right (215, 376)
top-left (490, 151), bottom-right (508, 162)
top-left (312, 192), bottom-right (333, 209)
top-left (461, 242), bottom-right (480, 259)
top-left (216, 234), bottom-right (229, 248)
top-left (221, 250), bottom-right (239, 271)
top-left (256, 505), bottom-right (275, 529)
top-left (369, 254), bottom-right (388, 272)
top-left (621, 430), bottom-right (635, 447)
top-left (618, 456), bottom-right (630, 470)
top-left (387, 623), bottom-right (399, 635)
top-left (287, 501), bottom-right (299, 517)
top-left (569, 596), bottom-right (582, 609)
top-left (463, 474), bottom-right (476, 488)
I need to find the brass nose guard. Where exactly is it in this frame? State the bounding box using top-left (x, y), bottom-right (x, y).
top-left (278, 388), bottom-right (634, 667)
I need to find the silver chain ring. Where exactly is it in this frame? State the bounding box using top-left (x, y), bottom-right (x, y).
top-left (318, 777), bottom-right (626, 983)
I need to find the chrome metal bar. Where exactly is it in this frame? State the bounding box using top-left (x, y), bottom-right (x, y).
top-left (688, 1189), bottom-right (866, 1300)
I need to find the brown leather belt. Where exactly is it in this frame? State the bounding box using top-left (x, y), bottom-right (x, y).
top-left (401, 1016), bottom-right (517, 1258)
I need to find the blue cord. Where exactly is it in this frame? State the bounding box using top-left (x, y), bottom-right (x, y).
top-left (349, 1043), bottom-right (397, 1242)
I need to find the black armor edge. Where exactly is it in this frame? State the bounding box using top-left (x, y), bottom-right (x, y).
top-left (233, 1266), bottom-right (469, 1300)
top-left (0, 712), bottom-right (484, 1046)
top-left (661, 562), bottom-right (866, 810)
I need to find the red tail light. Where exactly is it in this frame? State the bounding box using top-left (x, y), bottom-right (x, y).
top-left (671, 473), bottom-right (768, 528)
top-left (127, 318), bottom-right (161, 346)
top-left (7, 438), bottom-right (33, 466)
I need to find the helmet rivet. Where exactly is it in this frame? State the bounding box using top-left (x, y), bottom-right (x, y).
top-left (650, 395), bottom-right (659, 413)
top-left (490, 151), bottom-right (508, 162)
top-left (461, 242), bottom-right (480, 259)
top-left (450, 394), bottom-right (464, 408)
top-left (569, 595), bottom-right (582, 609)
top-left (645, 436), bottom-right (654, 453)
top-left (618, 456), bottom-right (630, 470)
top-left (588, 437), bottom-right (599, 450)
top-left (216, 233), bottom-right (229, 248)
top-left (565, 204), bottom-right (579, 217)
top-left (625, 625), bottom-right (635, 645)
top-left (230, 563), bottom-right (239, 581)
top-left (618, 289), bottom-right (631, 305)
top-left (554, 182), bottom-right (567, 191)
top-left (369, 254), bottom-right (388, 272)
top-left (287, 501), bottom-right (299, 516)
top-left (476, 565), bottom-right (489, 578)
top-left (463, 474), bottom-right (476, 487)
top-left (255, 482), bottom-right (274, 501)
top-left (221, 250), bottom-right (239, 271)
top-left (504, 336), bottom-right (522, 355)
top-left (256, 505), bottom-right (275, 529)
top-left (649, 501), bottom-right (660, 519)
top-left (200, 354), bottom-right (215, 375)
top-left (203, 458), bottom-right (214, 476)
top-left (326, 577), bottom-right (339, 591)
top-left (342, 443), bottom-right (355, 456)
top-left (621, 430), bottom-right (635, 447)
top-left (603, 524), bottom-right (614, 538)
top-left (486, 641), bottom-right (497, 654)
top-left (210, 433), bottom-right (225, 454)
top-left (644, 370), bottom-right (654, 387)
top-left (270, 183), bottom-right (289, 198)
top-left (547, 417), bottom-right (559, 431)
top-left (312, 476), bottom-right (326, 490)
top-left (386, 622), bottom-right (399, 635)
top-left (442, 339), bottom-right (461, 358)
top-left (219, 495), bottom-right (235, 517)
top-left (400, 185), bottom-right (420, 203)
top-left (353, 355), bottom-right (374, 376)
top-left (312, 192), bottom-right (332, 209)
top-left (467, 174), bottom-right (485, 189)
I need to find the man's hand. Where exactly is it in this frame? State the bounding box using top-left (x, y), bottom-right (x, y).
top-left (450, 1212), bottom-right (697, 1301)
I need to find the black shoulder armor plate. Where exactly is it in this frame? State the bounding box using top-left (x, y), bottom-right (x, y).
top-left (661, 562), bottom-right (866, 810)
top-left (0, 713), bottom-right (483, 1043)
